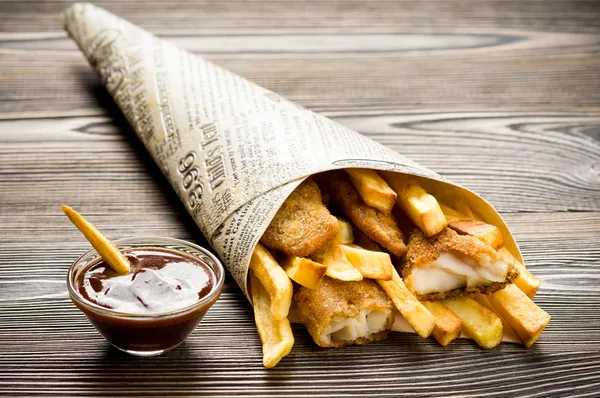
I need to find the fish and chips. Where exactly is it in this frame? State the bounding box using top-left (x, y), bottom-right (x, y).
top-left (249, 170), bottom-right (549, 367)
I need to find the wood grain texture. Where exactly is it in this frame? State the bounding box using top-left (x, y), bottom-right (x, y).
top-left (1, 28), bottom-right (600, 115)
top-left (1, 0), bottom-right (599, 397)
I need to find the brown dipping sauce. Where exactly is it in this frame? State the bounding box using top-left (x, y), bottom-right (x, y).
top-left (74, 247), bottom-right (219, 354)
top-left (78, 248), bottom-right (215, 314)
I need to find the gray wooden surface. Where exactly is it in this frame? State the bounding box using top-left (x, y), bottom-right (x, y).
top-left (1, 1), bottom-right (599, 396)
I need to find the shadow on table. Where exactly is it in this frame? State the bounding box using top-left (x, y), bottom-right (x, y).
top-left (80, 340), bottom-right (216, 388)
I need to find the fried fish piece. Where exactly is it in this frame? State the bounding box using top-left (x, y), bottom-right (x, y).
top-left (403, 228), bottom-right (518, 300)
top-left (295, 276), bottom-right (394, 348)
top-left (261, 178), bottom-right (339, 257)
top-left (353, 228), bottom-right (382, 252)
top-left (328, 172), bottom-right (407, 256)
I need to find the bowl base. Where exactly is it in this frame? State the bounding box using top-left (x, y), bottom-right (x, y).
top-left (113, 344), bottom-right (179, 357)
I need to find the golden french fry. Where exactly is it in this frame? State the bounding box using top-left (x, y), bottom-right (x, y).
top-left (487, 284), bottom-right (550, 347)
top-left (452, 200), bottom-right (475, 220)
top-left (440, 204), bottom-right (467, 223)
top-left (250, 243), bottom-right (293, 320)
top-left (345, 168), bottom-right (397, 213)
top-left (378, 268), bottom-right (435, 338)
top-left (513, 262), bottom-right (540, 298)
top-left (473, 293), bottom-right (521, 344)
top-left (380, 172), bottom-right (447, 237)
top-left (61, 205), bottom-right (130, 274)
top-left (335, 216), bottom-right (354, 244)
top-left (341, 244), bottom-right (393, 280)
top-left (497, 248), bottom-right (540, 298)
top-left (310, 239), bottom-right (363, 282)
top-left (443, 296), bottom-right (503, 349)
top-left (250, 273), bottom-right (294, 368)
top-left (281, 256), bottom-right (327, 289)
top-left (421, 301), bottom-right (463, 347)
top-left (448, 219), bottom-right (504, 250)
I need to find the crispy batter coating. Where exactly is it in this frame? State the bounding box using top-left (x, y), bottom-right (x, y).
top-left (353, 227), bottom-right (382, 252)
top-left (328, 172), bottom-right (407, 256)
top-left (295, 277), bottom-right (393, 348)
top-left (435, 228), bottom-right (502, 264)
top-left (261, 178), bottom-right (339, 257)
top-left (404, 228), bottom-right (518, 300)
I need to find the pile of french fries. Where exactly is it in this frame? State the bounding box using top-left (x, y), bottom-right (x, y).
top-left (249, 169), bottom-right (549, 367)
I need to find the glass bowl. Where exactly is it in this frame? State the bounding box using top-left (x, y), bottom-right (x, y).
top-left (67, 237), bottom-right (225, 356)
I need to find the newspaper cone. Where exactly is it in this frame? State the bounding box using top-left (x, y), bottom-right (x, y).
top-left (63, 3), bottom-right (524, 303)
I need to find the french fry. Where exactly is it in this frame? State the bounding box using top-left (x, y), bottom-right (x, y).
top-left (250, 273), bottom-right (294, 368)
top-left (473, 293), bottom-right (521, 344)
top-left (451, 200), bottom-right (475, 220)
top-left (378, 268), bottom-right (435, 338)
top-left (345, 168), bottom-right (397, 213)
top-left (443, 296), bottom-right (503, 349)
top-left (310, 239), bottom-right (363, 281)
top-left (498, 248), bottom-right (540, 298)
top-left (380, 172), bottom-right (447, 237)
top-left (249, 243), bottom-right (293, 320)
top-left (335, 216), bottom-right (354, 244)
top-left (281, 256), bottom-right (327, 289)
top-left (421, 301), bottom-right (463, 347)
top-left (341, 244), bottom-right (393, 280)
top-left (448, 219), bottom-right (504, 250)
top-left (440, 204), bottom-right (467, 223)
top-left (487, 284), bottom-right (550, 347)
top-left (61, 205), bottom-right (131, 274)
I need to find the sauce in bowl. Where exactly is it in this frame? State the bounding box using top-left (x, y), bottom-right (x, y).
top-left (78, 248), bottom-right (215, 314)
top-left (68, 239), bottom-right (224, 356)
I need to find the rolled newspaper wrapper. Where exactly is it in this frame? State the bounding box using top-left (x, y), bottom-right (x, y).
top-left (62, 3), bottom-right (524, 310)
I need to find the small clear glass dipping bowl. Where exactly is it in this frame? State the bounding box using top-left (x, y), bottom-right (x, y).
top-left (67, 237), bottom-right (224, 357)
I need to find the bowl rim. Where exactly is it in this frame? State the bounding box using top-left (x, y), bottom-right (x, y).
top-left (67, 236), bottom-right (225, 321)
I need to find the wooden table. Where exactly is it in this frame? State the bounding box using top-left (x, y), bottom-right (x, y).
top-left (1, 1), bottom-right (599, 396)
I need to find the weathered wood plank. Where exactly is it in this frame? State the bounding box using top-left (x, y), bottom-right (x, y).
top-left (1, 0), bottom-right (599, 33)
top-left (2, 29), bottom-right (600, 55)
top-left (1, 48), bottom-right (599, 116)
top-left (0, 28), bottom-right (599, 116)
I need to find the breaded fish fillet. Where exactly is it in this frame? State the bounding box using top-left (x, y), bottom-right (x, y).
top-left (329, 171), bottom-right (407, 256)
top-left (403, 228), bottom-right (518, 300)
top-left (353, 227), bottom-right (382, 252)
top-left (295, 277), bottom-right (393, 348)
top-left (261, 178), bottom-right (339, 257)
